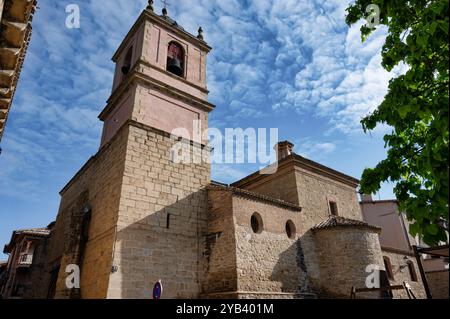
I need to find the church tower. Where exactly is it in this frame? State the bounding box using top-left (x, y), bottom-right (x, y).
top-left (99, 1), bottom-right (214, 147)
top-left (47, 2), bottom-right (214, 299)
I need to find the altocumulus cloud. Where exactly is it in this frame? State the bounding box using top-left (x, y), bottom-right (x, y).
top-left (0, 0), bottom-right (401, 194)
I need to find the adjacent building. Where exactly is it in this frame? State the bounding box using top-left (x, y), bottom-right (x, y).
top-left (0, 0), bottom-right (37, 141)
top-left (0, 223), bottom-right (53, 298)
top-left (360, 195), bottom-right (449, 299)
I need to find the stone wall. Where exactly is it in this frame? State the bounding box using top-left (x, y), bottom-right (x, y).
top-left (202, 190), bottom-right (237, 296)
top-left (232, 196), bottom-right (305, 295)
top-left (23, 237), bottom-right (52, 299)
top-left (47, 121), bottom-right (129, 299)
top-left (294, 167), bottom-right (362, 230)
top-left (426, 270), bottom-right (449, 299)
top-left (381, 249), bottom-right (426, 299)
top-left (237, 162), bottom-right (363, 233)
top-left (107, 122), bottom-right (211, 299)
top-left (201, 188), bottom-right (312, 299)
top-left (312, 227), bottom-right (384, 299)
top-left (242, 165), bottom-right (300, 205)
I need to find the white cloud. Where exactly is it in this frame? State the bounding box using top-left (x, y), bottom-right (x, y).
top-left (296, 138), bottom-right (337, 162)
top-left (211, 164), bottom-right (248, 184)
top-left (1, 0), bottom-right (402, 197)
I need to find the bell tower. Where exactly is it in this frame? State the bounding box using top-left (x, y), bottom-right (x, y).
top-left (49, 1), bottom-right (216, 299)
top-left (97, 2), bottom-right (217, 299)
top-left (100, 2), bottom-right (216, 299)
top-left (99, 1), bottom-right (214, 147)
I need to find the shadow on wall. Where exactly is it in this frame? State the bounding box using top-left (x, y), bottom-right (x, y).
top-left (305, 227), bottom-right (384, 299)
top-left (110, 189), bottom-right (209, 299)
top-left (270, 239), bottom-right (315, 295)
top-left (272, 227), bottom-right (387, 299)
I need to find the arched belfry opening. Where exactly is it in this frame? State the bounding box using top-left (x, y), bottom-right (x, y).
top-left (167, 41), bottom-right (184, 77)
top-left (121, 46), bottom-right (133, 76)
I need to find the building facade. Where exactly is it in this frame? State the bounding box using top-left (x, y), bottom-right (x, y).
top-left (3, 2), bottom-right (429, 299)
top-left (0, 223), bottom-right (53, 299)
top-left (0, 0), bottom-right (37, 141)
top-left (360, 195), bottom-right (448, 299)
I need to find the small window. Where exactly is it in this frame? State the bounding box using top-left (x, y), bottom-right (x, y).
top-left (250, 213), bottom-right (263, 234)
top-left (166, 213), bottom-right (171, 229)
top-left (407, 261), bottom-right (418, 282)
top-left (285, 220), bottom-right (296, 239)
top-left (20, 241), bottom-right (30, 253)
top-left (81, 210), bottom-right (91, 243)
top-left (383, 256), bottom-right (394, 280)
top-left (329, 201), bottom-right (338, 216)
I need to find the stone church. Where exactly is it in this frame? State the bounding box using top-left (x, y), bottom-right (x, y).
top-left (32, 2), bottom-right (425, 299)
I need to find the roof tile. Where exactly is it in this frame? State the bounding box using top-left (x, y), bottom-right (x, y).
top-left (312, 216), bottom-right (381, 232)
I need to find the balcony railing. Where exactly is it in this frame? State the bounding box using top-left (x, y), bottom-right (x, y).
top-left (17, 254), bottom-right (32, 267)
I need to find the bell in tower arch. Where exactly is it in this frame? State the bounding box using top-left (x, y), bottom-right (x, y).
top-left (166, 41), bottom-right (184, 77)
top-left (167, 57), bottom-right (183, 77)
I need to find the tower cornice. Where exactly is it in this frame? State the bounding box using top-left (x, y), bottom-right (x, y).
top-left (99, 64), bottom-right (215, 121)
top-left (138, 58), bottom-right (210, 95)
top-left (112, 10), bottom-right (211, 64)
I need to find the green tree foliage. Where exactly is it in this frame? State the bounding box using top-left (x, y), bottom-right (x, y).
top-left (346, 0), bottom-right (449, 245)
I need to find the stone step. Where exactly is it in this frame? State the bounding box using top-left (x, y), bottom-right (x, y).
top-left (0, 70), bottom-right (15, 87)
top-left (1, 20), bottom-right (28, 32)
top-left (0, 109), bottom-right (8, 120)
top-left (0, 98), bottom-right (11, 109)
top-left (0, 20), bottom-right (29, 48)
top-left (0, 48), bottom-right (21, 70)
top-left (0, 70), bottom-right (15, 77)
top-left (0, 47), bottom-right (21, 56)
top-left (5, 0), bottom-right (35, 22)
top-left (0, 88), bottom-right (12, 98)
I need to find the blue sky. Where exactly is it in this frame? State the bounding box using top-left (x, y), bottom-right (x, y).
top-left (0, 0), bottom-right (405, 259)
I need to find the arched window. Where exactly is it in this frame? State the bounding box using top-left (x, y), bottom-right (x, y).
top-left (166, 41), bottom-right (184, 77)
top-left (285, 220), bottom-right (296, 239)
top-left (250, 212), bottom-right (263, 234)
top-left (383, 256), bottom-right (394, 280)
top-left (121, 46), bottom-right (133, 76)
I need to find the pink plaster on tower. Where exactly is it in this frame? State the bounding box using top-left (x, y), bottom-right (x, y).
top-left (99, 8), bottom-right (214, 147)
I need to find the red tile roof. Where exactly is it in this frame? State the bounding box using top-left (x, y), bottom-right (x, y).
top-left (207, 184), bottom-right (302, 212)
top-left (312, 216), bottom-right (381, 232)
top-left (3, 227), bottom-right (51, 254)
top-left (13, 228), bottom-right (51, 236)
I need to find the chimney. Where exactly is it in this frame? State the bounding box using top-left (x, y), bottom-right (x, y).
top-left (274, 141), bottom-right (294, 161)
top-left (361, 193), bottom-right (373, 202)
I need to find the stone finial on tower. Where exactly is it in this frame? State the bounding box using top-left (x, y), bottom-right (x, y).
top-left (162, 7), bottom-right (168, 17)
top-left (197, 27), bottom-right (204, 41)
top-left (147, 0), bottom-right (154, 11)
top-left (274, 141), bottom-right (294, 161)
